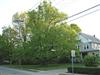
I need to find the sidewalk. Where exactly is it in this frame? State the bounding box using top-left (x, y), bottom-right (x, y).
top-left (59, 73), bottom-right (88, 75)
top-left (39, 69), bottom-right (88, 75)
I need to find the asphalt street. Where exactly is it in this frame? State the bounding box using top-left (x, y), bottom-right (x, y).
top-left (0, 66), bottom-right (67, 75)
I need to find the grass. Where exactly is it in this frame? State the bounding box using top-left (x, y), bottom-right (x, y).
top-left (1, 63), bottom-right (84, 72)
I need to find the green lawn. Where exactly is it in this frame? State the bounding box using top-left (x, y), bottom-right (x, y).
top-left (2, 64), bottom-right (84, 71)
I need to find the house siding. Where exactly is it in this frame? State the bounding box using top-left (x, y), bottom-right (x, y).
top-left (78, 33), bottom-right (100, 57)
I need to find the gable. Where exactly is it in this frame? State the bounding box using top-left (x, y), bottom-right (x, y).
top-left (79, 34), bottom-right (91, 43)
top-left (79, 33), bottom-right (100, 44)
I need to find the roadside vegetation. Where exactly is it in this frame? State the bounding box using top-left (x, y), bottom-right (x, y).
top-left (68, 55), bottom-right (100, 75)
top-left (0, 1), bottom-right (81, 65)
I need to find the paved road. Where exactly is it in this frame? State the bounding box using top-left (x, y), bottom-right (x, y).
top-left (0, 66), bottom-right (67, 75)
top-left (0, 67), bottom-right (87, 75)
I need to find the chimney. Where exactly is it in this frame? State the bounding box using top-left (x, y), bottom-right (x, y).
top-left (93, 35), bottom-right (95, 37)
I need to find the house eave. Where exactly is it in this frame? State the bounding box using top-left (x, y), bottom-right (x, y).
top-left (80, 49), bottom-right (99, 53)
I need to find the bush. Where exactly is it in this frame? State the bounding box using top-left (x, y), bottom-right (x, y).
top-left (84, 55), bottom-right (99, 67)
top-left (68, 66), bottom-right (100, 75)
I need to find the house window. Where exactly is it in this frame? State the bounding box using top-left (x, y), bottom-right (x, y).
top-left (98, 45), bottom-right (100, 49)
top-left (92, 43), bottom-right (96, 49)
top-left (95, 44), bottom-right (97, 49)
top-left (87, 45), bottom-right (89, 49)
top-left (84, 45), bottom-right (86, 49)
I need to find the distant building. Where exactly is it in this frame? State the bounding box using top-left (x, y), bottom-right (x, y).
top-left (78, 33), bottom-right (100, 59)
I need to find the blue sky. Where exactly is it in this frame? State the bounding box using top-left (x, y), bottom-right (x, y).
top-left (0, 0), bottom-right (100, 38)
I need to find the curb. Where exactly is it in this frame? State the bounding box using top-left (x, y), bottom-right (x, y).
top-left (59, 73), bottom-right (88, 75)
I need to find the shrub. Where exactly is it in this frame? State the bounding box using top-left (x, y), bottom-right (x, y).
top-left (84, 55), bottom-right (99, 67)
top-left (68, 67), bottom-right (100, 75)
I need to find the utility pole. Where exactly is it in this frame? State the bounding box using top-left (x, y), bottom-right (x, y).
top-left (71, 50), bottom-right (75, 74)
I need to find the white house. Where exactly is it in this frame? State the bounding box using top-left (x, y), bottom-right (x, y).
top-left (78, 33), bottom-right (100, 58)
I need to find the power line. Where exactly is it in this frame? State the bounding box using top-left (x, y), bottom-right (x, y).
top-left (67, 8), bottom-right (100, 22)
top-left (30, 0), bottom-right (54, 10)
top-left (54, 4), bottom-right (100, 23)
top-left (29, 1), bottom-right (100, 23)
top-left (30, 0), bottom-right (43, 10)
top-left (68, 4), bottom-right (100, 19)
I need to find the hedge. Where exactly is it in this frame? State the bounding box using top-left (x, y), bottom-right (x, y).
top-left (68, 66), bottom-right (100, 75)
top-left (84, 55), bottom-right (99, 67)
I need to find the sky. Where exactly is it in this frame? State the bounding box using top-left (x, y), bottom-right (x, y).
top-left (0, 0), bottom-right (100, 38)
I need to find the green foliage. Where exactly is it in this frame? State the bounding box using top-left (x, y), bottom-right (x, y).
top-left (2, 27), bottom-right (19, 64)
top-left (68, 66), bottom-right (100, 75)
top-left (26, 1), bottom-right (80, 65)
top-left (70, 23), bottom-right (81, 33)
top-left (0, 1), bottom-right (81, 65)
top-left (0, 35), bottom-right (9, 64)
top-left (84, 55), bottom-right (99, 67)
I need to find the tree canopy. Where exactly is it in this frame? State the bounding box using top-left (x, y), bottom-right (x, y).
top-left (0, 1), bottom-right (81, 65)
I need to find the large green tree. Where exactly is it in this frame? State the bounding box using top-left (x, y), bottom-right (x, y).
top-left (0, 1), bottom-right (81, 65)
top-left (26, 1), bottom-right (81, 64)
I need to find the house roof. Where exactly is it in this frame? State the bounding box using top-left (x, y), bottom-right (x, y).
top-left (79, 33), bottom-right (100, 43)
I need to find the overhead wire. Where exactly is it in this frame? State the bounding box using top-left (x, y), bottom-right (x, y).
top-left (66, 4), bottom-right (100, 22)
top-left (68, 4), bottom-right (100, 19)
top-left (29, 0), bottom-right (100, 23)
top-left (54, 3), bottom-right (100, 23)
top-left (67, 8), bottom-right (100, 22)
top-left (30, 0), bottom-right (44, 10)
